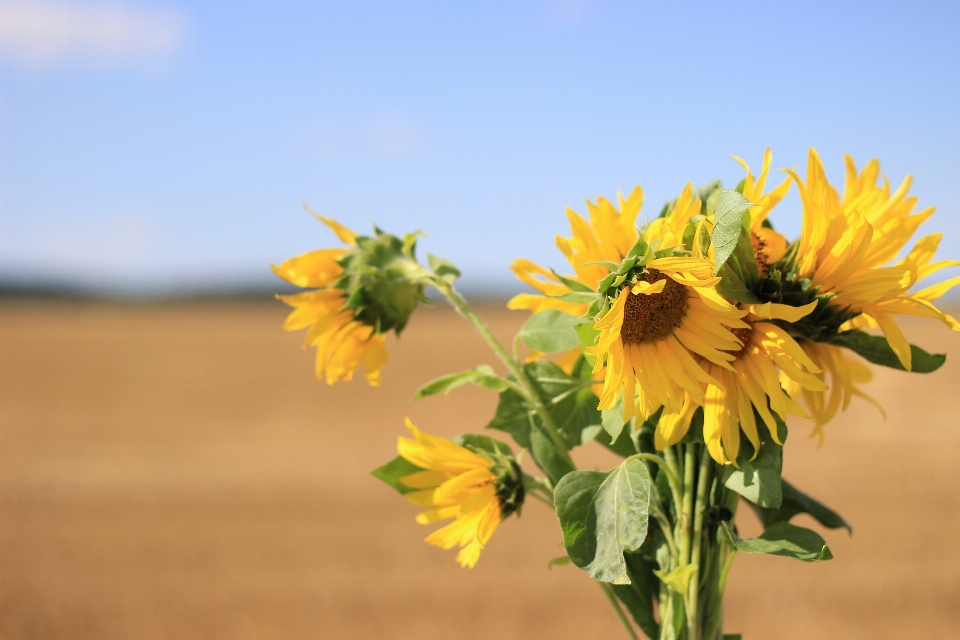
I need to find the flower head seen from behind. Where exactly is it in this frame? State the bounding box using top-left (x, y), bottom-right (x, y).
top-left (394, 419), bottom-right (523, 568)
top-left (273, 211), bottom-right (427, 386)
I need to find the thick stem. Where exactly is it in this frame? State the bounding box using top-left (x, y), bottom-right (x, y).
top-left (686, 447), bottom-right (713, 638)
top-left (434, 281), bottom-right (575, 470)
top-left (600, 582), bottom-right (639, 640)
top-left (679, 444), bottom-right (697, 566)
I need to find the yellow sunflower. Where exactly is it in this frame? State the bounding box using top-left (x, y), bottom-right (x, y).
top-left (788, 149), bottom-right (960, 370)
top-left (657, 302), bottom-right (827, 464)
top-left (397, 419), bottom-right (513, 568)
top-left (272, 216), bottom-right (388, 385)
top-left (731, 149), bottom-right (792, 272)
top-left (586, 256), bottom-right (748, 424)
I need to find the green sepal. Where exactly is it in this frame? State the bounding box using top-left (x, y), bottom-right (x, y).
top-left (720, 521), bottom-right (833, 562)
top-left (554, 459), bottom-right (653, 584)
top-left (452, 433), bottom-right (514, 458)
top-left (751, 479), bottom-right (852, 534)
top-left (548, 291), bottom-right (599, 305)
top-left (371, 456), bottom-right (424, 495)
top-left (715, 264), bottom-right (761, 304)
top-left (550, 268), bottom-right (594, 293)
top-left (413, 365), bottom-right (508, 401)
top-left (518, 309), bottom-right (581, 353)
top-left (625, 235), bottom-right (649, 260)
top-left (829, 330), bottom-right (946, 372)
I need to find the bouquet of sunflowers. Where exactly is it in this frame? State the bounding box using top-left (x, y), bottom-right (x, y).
top-left (273, 149), bottom-right (958, 639)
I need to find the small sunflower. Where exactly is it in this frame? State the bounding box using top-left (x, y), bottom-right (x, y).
top-left (273, 214), bottom-right (425, 386)
top-left (397, 419), bottom-right (522, 568)
top-left (787, 149), bottom-right (960, 370)
top-left (587, 256), bottom-right (748, 424)
top-left (659, 302), bottom-right (827, 464)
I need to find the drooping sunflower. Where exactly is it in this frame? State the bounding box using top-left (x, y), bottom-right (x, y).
top-left (586, 256), bottom-right (749, 424)
top-left (657, 302), bottom-right (828, 464)
top-left (273, 214), bottom-right (425, 386)
top-left (396, 419), bottom-right (522, 568)
top-left (788, 149), bottom-right (960, 370)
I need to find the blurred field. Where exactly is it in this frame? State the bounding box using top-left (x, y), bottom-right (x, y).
top-left (1, 299), bottom-right (959, 639)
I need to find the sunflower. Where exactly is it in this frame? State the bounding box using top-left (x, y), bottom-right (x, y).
top-left (731, 149), bottom-right (792, 273)
top-left (273, 215), bottom-right (414, 386)
top-left (787, 149), bottom-right (960, 370)
top-left (397, 419), bottom-right (521, 568)
top-left (780, 342), bottom-right (884, 444)
top-left (586, 256), bottom-right (749, 424)
top-left (657, 302), bottom-right (828, 464)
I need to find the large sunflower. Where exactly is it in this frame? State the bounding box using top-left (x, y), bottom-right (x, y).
top-left (788, 149), bottom-right (960, 370)
top-left (272, 216), bottom-right (388, 385)
top-left (397, 420), bottom-right (521, 568)
top-left (586, 256), bottom-right (748, 424)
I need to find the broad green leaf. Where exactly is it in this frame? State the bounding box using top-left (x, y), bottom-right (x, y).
top-left (519, 309), bottom-right (581, 353)
top-left (530, 422), bottom-right (576, 484)
top-left (611, 550), bottom-right (659, 639)
top-left (554, 459), bottom-right (652, 584)
top-left (370, 456), bottom-right (423, 494)
top-left (486, 387), bottom-right (532, 448)
top-left (722, 413), bottom-right (786, 508)
top-left (654, 564), bottom-right (698, 594)
top-left (751, 479), bottom-right (852, 534)
top-left (829, 330), bottom-right (945, 373)
top-left (547, 556), bottom-right (571, 569)
top-left (556, 387), bottom-right (603, 447)
top-left (413, 365), bottom-right (507, 401)
top-left (426, 253), bottom-right (461, 283)
top-left (721, 521), bottom-right (833, 562)
top-left (712, 190), bottom-right (755, 275)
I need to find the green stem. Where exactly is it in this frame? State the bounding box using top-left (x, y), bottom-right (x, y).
top-left (434, 281), bottom-right (575, 469)
top-left (625, 452), bottom-right (681, 492)
top-left (679, 445), bottom-right (696, 566)
top-left (600, 582), bottom-right (639, 640)
top-left (686, 447), bottom-right (713, 639)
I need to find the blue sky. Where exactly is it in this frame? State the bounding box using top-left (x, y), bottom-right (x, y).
top-left (2, 0), bottom-right (959, 295)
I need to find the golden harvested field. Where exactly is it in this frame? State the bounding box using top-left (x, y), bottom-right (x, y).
top-left (2, 299), bottom-right (959, 639)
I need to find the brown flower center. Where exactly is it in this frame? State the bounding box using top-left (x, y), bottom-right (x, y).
top-left (620, 269), bottom-right (689, 345)
top-left (751, 232), bottom-right (770, 277)
top-left (729, 326), bottom-right (753, 358)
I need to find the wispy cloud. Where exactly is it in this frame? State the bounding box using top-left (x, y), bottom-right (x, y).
top-left (0, 1), bottom-right (187, 69)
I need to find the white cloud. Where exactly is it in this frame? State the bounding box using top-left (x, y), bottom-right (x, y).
top-left (0, 1), bottom-right (187, 69)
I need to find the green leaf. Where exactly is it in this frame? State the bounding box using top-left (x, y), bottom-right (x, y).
top-left (721, 521), bottom-right (833, 562)
top-left (611, 551), bottom-right (659, 639)
top-left (751, 479), bottom-right (852, 534)
top-left (427, 253), bottom-right (461, 283)
top-left (412, 365), bottom-right (508, 401)
top-left (519, 310), bottom-right (581, 353)
top-left (654, 564), bottom-right (698, 594)
top-left (554, 459), bottom-right (653, 584)
top-left (829, 330), bottom-right (946, 373)
top-left (601, 396), bottom-right (626, 443)
top-left (712, 190), bottom-right (755, 275)
top-left (486, 387), bottom-right (532, 449)
top-left (547, 556), bottom-right (571, 570)
top-left (721, 413), bottom-right (786, 508)
top-left (370, 456), bottom-right (423, 494)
